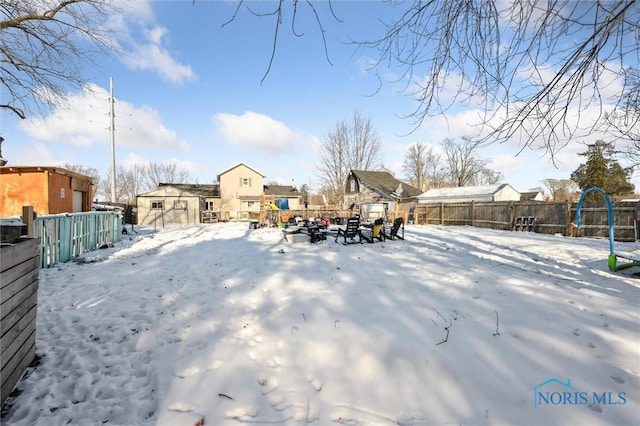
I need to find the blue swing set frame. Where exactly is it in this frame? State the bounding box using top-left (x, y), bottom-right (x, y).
top-left (575, 186), bottom-right (640, 272)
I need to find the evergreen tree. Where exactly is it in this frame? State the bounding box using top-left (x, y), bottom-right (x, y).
top-left (571, 141), bottom-right (635, 201)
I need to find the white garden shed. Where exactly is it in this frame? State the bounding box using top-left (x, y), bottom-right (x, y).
top-left (417, 184), bottom-right (521, 204)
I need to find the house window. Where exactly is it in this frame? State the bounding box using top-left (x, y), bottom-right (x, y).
top-left (240, 177), bottom-right (252, 187)
top-left (151, 200), bottom-right (164, 210)
top-left (173, 200), bottom-right (188, 210)
top-left (350, 179), bottom-right (356, 193)
top-left (247, 201), bottom-right (255, 208)
top-left (205, 201), bottom-right (215, 211)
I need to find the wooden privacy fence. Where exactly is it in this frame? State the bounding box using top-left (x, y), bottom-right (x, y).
top-left (1, 237), bottom-right (40, 405)
top-left (414, 201), bottom-right (639, 241)
top-left (34, 211), bottom-right (123, 268)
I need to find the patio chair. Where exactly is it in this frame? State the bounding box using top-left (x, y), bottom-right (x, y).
top-left (360, 218), bottom-right (385, 243)
top-left (383, 217), bottom-right (405, 240)
top-left (335, 217), bottom-right (363, 244)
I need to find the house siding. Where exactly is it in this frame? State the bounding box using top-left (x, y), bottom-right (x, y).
top-left (219, 164), bottom-right (264, 218)
top-left (494, 186), bottom-right (521, 201)
top-left (345, 182), bottom-right (392, 208)
top-left (48, 172), bottom-right (74, 214)
top-left (0, 171), bottom-right (48, 216)
top-left (136, 186), bottom-right (202, 226)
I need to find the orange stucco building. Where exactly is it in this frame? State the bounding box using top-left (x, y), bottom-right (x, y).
top-left (0, 166), bottom-right (94, 217)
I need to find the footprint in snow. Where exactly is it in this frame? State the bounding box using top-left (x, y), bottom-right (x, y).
top-left (587, 403), bottom-right (603, 413)
top-left (610, 375), bottom-right (625, 384)
top-left (257, 376), bottom-right (279, 395)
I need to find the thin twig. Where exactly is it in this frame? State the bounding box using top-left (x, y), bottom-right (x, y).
top-left (493, 310), bottom-right (500, 336)
top-left (302, 313), bottom-right (307, 322)
top-left (436, 318), bottom-right (452, 345)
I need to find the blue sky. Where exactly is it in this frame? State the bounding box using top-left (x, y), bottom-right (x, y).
top-left (2, 0), bottom-right (639, 197)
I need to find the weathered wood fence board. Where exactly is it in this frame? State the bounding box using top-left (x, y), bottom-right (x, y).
top-left (1, 237), bottom-right (40, 405)
top-left (414, 201), bottom-right (639, 241)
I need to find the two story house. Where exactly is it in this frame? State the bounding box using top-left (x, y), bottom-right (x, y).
top-left (218, 163), bottom-right (265, 220)
top-left (136, 163), bottom-right (304, 226)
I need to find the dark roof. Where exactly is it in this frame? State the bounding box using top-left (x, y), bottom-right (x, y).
top-left (263, 185), bottom-right (302, 197)
top-left (350, 170), bottom-right (422, 199)
top-left (158, 183), bottom-right (220, 197)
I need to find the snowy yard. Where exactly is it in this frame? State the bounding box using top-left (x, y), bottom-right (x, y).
top-left (2, 222), bottom-right (639, 425)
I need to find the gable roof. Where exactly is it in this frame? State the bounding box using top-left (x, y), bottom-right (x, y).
top-left (418, 184), bottom-right (517, 199)
top-left (263, 185), bottom-right (301, 197)
top-left (138, 183), bottom-right (220, 198)
top-left (520, 190), bottom-right (544, 201)
top-left (350, 170), bottom-right (423, 199)
top-left (217, 162), bottom-right (265, 181)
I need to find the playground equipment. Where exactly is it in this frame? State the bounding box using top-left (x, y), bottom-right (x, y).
top-left (576, 186), bottom-right (640, 272)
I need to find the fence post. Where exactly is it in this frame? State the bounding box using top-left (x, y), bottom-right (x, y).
top-left (60, 215), bottom-right (71, 262)
top-left (21, 206), bottom-right (35, 237)
top-left (633, 202), bottom-right (640, 248)
top-left (471, 201), bottom-right (476, 227)
top-left (440, 202), bottom-right (444, 225)
top-left (564, 201), bottom-right (572, 236)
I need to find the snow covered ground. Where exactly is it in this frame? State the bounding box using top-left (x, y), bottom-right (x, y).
top-left (2, 222), bottom-right (639, 425)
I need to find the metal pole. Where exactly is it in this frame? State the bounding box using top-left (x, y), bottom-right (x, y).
top-left (109, 77), bottom-right (116, 202)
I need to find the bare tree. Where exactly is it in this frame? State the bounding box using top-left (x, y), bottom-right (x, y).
top-left (140, 163), bottom-right (191, 192)
top-left (99, 165), bottom-right (131, 203)
top-left (117, 165), bottom-right (145, 203)
top-left (473, 166), bottom-right (503, 186)
top-left (316, 111), bottom-right (382, 206)
top-left (605, 67), bottom-right (640, 167)
top-left (403, 142), bottom-right (443, 191)
top-left (441, 137), bottom-right (486, 187)
top-left (99, 162), bottom-right (191, 203)
top-left (224, 1), bottom-right (639, 158)
top-left (541, 178), bottom-right (580, 202)
top-left (220, 0), bottom-right (341, 84)
top-left (63, 163), bottom-right (100, 182)
top-left (1, 0), bottom-right (117, 119)
top-left (425, 150), bottom-right (448, 189)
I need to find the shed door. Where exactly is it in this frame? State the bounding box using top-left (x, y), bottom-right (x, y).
top-left (73, 191), bottom-right (83, 212)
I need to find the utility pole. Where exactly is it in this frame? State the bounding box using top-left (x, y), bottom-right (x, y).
top-left (109, 77), bottom-right (116, 202)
